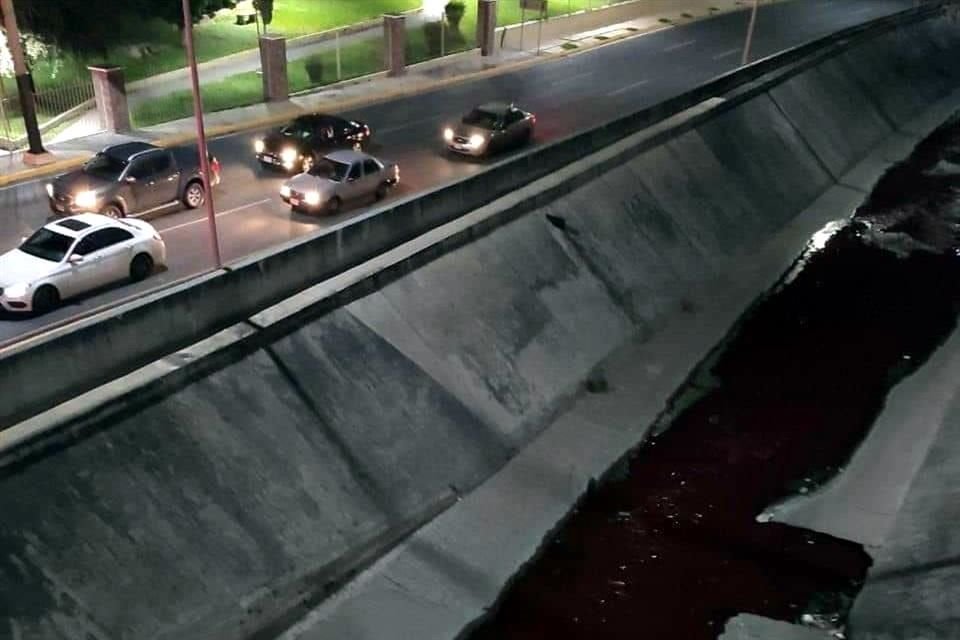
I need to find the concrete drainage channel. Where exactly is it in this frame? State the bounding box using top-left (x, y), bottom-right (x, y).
top-left (463, 112), bottom-right (960, 640)
top-left (2, 8), bottom-right (960, 640)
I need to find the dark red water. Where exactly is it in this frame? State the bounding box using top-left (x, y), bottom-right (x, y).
top-left (466, 116), bottom-right (960, 640)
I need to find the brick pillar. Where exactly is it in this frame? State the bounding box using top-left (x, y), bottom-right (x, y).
top-left (87, 65), bottom-right (131, 133)
top-left (260, 35), bottom-right (289, 102)
top-left (383, 14), bottom-right (406, 77)
top-left (478, 0), bottom-right (498, 56)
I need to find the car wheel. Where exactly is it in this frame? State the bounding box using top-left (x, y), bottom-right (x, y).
top-left (129, 253), bottom-right (154, 282)
top-left (326, 196), bottom-right (342, 214)
top-left (32, 285), bottom-right (60, 315)
top-left (183, 181), bottom-right (205, 209)
top-left (100, 203), bottom-right (124, 218)
top-left (375, 182), bottom-right (389, 201)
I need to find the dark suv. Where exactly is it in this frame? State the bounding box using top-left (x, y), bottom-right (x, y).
top-left (254, 113), bottom-right (372, 173)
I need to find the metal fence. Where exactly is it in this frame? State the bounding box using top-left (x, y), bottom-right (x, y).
top-left (0, 76), bottom-right (100, 151)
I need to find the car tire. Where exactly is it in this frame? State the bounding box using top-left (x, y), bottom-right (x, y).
top-left (375, 182), bottom-right (389, 201)
top-left (183, 181), bottom-right (205, 209)
top-left (32, 285), bottom-right (60, 315)
top-left (100, 203), bottom-right (124, 218)
top-left (130, 253), bottom-right (154, 282)
top-left (326, 196), bottom-right (342, 214)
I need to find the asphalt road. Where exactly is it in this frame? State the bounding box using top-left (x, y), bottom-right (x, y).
top-left (0, 0), bottom-right (914, 345)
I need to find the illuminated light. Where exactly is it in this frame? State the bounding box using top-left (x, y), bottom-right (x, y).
top-left (4, 283), bottom-right (28, 298)
top-left (469, 134), bottom-right (485, 147)
top-left (305, 191), bottom-right (321, 205)
top-left (443, 127), bottom-right (454, 142)
top-left (254, 139), bottom-right (265, 153)
top-left (809, 220), bottom-right (845, 251)
top-left (280, 147), bottom-right (298, 164)
top-left (280, 184), bottom-right (291, 198)
top-left (45, 183), bottom-right (53, 198)
top-left (74, 190), bottom-right (98, 209)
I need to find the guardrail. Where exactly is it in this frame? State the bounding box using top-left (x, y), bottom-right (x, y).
top-left (0, 1), bottom-right (947, 431)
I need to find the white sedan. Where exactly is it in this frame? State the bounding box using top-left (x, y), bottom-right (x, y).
top-left (0, 213), bottom-right (166, 314)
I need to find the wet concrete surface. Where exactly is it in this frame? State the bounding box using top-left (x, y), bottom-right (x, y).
top-left (464, 116), bottom-right (960, 639)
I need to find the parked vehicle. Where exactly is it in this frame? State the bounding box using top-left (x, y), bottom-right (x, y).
top-left (255, 113), bottom-right (372, 173)
top-left (0, 213), bottom-right (167, 314)
top-left (47, 141), bottom-right (221, 219)
top-left (442, 102), bottom-right (536, 157)
top-left (279, 149), bottom-right (399, 214)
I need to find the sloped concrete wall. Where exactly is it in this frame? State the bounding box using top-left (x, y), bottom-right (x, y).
top-left (2, 13), bottom-right (960, 640)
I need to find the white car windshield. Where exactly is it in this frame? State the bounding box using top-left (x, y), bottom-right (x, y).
top-left (19, 228), bottom-right (74, 262)
top-left (308, 159), bottom-right (351, 182)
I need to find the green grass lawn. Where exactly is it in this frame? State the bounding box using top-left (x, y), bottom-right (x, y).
top-left (28, 0), bottom-right (420, 89)
top-left (131, 0), bottom-right (619, 127)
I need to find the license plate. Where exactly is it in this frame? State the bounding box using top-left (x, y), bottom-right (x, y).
top-left (263, 156), bottom-right (279, 164)
top-left (289, 198), bottom-right (300, 206)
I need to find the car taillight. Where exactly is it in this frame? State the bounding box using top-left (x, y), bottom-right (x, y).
top-left (531, 114), bottom-right (536, 124)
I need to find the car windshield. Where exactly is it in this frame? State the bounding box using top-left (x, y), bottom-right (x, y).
top-left (309, 159), bottom-right (351, 182)
top-left (281, 121), bottom-right (312, 139)
top-left (83, 151), bottom-right (128, 179)
top-left (18, 228), bottom-right (74, 262)
top-left (462, 109), bottom-right (500, 129)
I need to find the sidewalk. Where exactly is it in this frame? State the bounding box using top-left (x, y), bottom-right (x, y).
top-left (0, 0), bottom-right (765, 187)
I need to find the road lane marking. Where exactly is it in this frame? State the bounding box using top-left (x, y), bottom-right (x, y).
top-left (606, 78), bottom-right (650, 97)
top-left (713, 48), bottom-right (741, 60)
top-left (161, 198), bottom-right (273, 233)
top-left (663, 39), bottom-right (696, 53)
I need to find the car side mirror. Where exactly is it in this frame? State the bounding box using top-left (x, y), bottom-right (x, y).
top-left (68, 254), bottom-right (84, 265)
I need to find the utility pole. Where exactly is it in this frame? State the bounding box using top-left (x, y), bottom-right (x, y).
top-left (182, 0), bottom-right (222, 268)
top-left (0, 0), bottom-right (51, 164)
top-left (741, 0), bottom-right (759, 66)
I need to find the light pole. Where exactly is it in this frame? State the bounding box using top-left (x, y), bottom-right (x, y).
top-left (0, 0), bottom-right (50, 163)
top-left (181, 0), bottom-right (222, 268)
top-left (741, 0), bottom-right (759, 66)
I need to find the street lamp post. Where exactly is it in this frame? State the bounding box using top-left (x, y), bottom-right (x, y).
top-left (0, 0), bottom-right (50, 163)
top-left (741, 0), bottom-right (759, 66)
top-left (181, 0), bottom-right (222, 268)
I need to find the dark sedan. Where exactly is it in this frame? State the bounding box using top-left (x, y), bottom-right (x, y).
top-left (442, 102), bottom-right (536, 158)
top-left (254, 113), bottom-right (371, 173)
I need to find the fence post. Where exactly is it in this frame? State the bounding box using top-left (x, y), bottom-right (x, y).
top-left (87, 65), bottom-right (131, 133)
top-left (383, 14), bottom-right (407, 76)
top-left (478, 0), bottom-right (498, 56)
top-left (259, 35), bottom-right (289, 102)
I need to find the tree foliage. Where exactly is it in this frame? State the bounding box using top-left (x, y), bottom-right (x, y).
top-left (6, 0), bottom-right (223, 53)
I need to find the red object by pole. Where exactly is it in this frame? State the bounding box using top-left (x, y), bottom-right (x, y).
top-left (181, 0), bottom-right (222, 268)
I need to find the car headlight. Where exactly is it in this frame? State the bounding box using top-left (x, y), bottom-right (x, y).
top-left (469, 134), bottom-right (485, 147)
top-left (74, 190), bottom-right (98, 209)
top-left (280, 147), bottom-right (298, 164)
top-left (4, 283), bottom-right (29, 298)
top-left (443, 127), bottom-right (454, 142)
top-left (254, 139), bottom-right (265, 153)
top-left (304, 191), bottom-right (321, 205)
top-left (280, 184), bottom-right (291, 198)
top-left (45, 183), bottom-right (53, 198)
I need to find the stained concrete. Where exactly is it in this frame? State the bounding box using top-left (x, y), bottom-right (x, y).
top-left (3, 12), bottom-right (960, 640)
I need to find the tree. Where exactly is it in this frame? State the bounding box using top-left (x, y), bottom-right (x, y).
top-left (7, 0), bottom-right (218, 53)
top-left (254, 0), bottom-right (273, 26)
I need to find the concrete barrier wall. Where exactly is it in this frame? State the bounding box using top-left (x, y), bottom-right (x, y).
top-left (0, 3), bottom-right (949, 432)
top-left (2, 9), bottom-right (960, 640)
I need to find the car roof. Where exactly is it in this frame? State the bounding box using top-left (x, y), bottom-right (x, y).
top-left (46, 213), bottom-right (118, 237)
top-left (103, 141), bottom-right (158, 160)
top-left (476, 102), bottom-right (513, 114)
top-left (298, 113), bottom-right (348, 126)
top-left (325, 149), bottom-right (370, 163)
